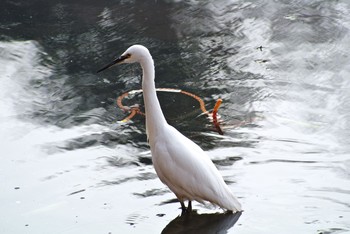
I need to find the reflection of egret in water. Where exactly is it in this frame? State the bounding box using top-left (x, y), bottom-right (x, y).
top-left (161, 210), bottom-right (242, 234)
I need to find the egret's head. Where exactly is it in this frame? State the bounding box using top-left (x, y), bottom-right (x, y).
top-left (97, 45), bottom-right (150, 73)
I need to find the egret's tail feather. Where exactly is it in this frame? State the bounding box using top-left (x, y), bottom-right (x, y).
top-left (219, 191), bottom-right (242, 212)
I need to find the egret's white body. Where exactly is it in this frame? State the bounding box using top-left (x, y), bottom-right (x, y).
top-left (98, 45), bottom-right (241, 213)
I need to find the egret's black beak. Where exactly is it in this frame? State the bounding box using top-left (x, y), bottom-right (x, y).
top-left (97, 54), bottom-right (129, 73)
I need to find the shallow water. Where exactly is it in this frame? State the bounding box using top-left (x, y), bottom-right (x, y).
top-left (1, 0), bottom-right (350, 233)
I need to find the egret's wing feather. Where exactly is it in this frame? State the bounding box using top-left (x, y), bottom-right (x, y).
top-left (152, 125), bottom-right (241, 211)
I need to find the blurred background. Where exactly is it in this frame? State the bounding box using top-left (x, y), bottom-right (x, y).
top-left (1, 0), bottom-right (350, 233)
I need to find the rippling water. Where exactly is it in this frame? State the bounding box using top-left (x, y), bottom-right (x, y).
top-left (1, 1), bottom-right (350, 233)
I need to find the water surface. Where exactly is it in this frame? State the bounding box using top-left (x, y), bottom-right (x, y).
top-left (1, 0), bottom-right (350, 233)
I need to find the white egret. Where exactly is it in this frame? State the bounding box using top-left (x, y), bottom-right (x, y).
top-left (97, 45), bottom-right (242, 213)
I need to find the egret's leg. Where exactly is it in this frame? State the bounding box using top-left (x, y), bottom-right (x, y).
top-left (187, 201), bottom-right (192, 212)
top-left (180, 201), bottom-right (186, 212)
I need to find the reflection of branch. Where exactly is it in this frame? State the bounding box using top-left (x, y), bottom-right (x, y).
top-left (116, 88), bottom-right (224, 135)
top-left (161, 210), bottom-right (242, 234)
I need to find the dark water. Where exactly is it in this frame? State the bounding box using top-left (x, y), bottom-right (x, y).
top-left (1, 0), bottom-right (350, 233)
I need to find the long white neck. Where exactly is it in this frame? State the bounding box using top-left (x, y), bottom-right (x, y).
top-left (140, 55), bottom-right (167, 141)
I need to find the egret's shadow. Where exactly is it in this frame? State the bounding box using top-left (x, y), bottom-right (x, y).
top-left (161, 210), bottom-right (242, 234)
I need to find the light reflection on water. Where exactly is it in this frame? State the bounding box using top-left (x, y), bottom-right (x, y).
top-left (0, 0), bottom-right (350, 233)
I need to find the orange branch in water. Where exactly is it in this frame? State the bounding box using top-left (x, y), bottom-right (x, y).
top-left (212, 99), bottom-right (223, 135)
top-left (179, 90), bottom-right (209, 115)
top-left (116, 88), bottom-right (223, 134)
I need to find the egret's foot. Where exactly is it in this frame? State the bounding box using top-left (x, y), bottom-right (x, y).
top-left (180, 201), bottom-right (193, 214)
